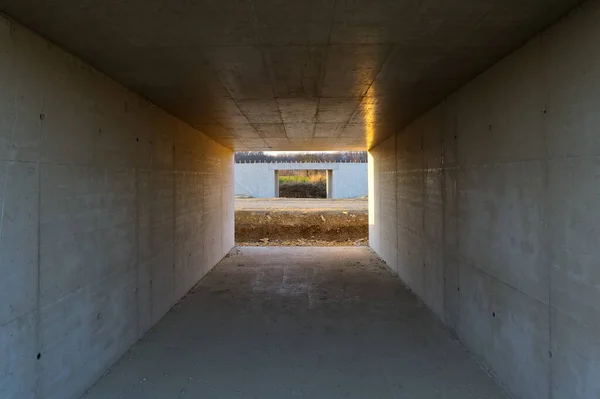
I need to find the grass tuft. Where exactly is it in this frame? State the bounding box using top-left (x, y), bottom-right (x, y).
top-left (279, 175), bottom-right (325, 184)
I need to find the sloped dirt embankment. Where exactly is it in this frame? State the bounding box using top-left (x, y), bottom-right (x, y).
top-left (235, 209), bottom-right (368, 246)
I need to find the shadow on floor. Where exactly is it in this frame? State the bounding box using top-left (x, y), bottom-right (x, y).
top-left (82, 247), bottom-right (509, 399)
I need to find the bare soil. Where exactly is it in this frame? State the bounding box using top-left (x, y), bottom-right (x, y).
top-left (236, 238), bottom-right (369, 247)
top-left (235, 207), bottom-right (368, 246)
top-left (278, 182), bottom-right (326, 198)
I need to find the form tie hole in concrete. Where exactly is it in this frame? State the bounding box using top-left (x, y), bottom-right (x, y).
top-left (493, 312), bottom-right (496, 318)
top-left (136, 137), bottom-right (139, 142)
top-left (36, 353), bottom-right (41, 360)
top-left (39, 113), bottom-right (45, 121)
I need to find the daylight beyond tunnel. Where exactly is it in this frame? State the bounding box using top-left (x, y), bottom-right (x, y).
top-left (234, 151), bottom-right (368, 247)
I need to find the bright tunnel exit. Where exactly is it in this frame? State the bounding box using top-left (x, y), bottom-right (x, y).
top-left (233, 151), bottom-right (369, 247)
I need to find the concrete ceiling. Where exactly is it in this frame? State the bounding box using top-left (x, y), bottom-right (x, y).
top-left (0, 0), bottom-right (581, 151)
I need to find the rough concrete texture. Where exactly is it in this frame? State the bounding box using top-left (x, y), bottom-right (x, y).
top-left (235, 162), bottom-right (368, 199)
top-left (369, 3), bottom-right (600, 398)
top-left (0, 16), bottom-right (234, 399)
top-left (82, 246), bottom-right (509, 399)
top-left (0, 0), bottom-right (581, 150)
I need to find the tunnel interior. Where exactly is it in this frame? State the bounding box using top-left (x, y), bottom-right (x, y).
top-left (0, 1), bottom-right (599, 399)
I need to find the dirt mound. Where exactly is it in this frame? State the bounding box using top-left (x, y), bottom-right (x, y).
top-left (279, 182), bottom-right (326, 198)
top-left (237, 238), bottom-right (368, 247)
top-left (236, 198), bottom-right (368, 211)
top-left (235, 209), bottom-right (368, 246)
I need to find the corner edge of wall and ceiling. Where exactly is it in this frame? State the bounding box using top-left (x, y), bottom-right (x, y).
top-left (0, 14), bottom-right (234, 399)
top-left (368, 2), bottom-right (599, 399)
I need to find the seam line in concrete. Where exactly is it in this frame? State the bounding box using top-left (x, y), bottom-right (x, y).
top-left (34, 159), bottom-right (42, 399)
top-left (311, 0), bottom-right (338, 139)
top-left (461, 261), bottom-right (549, 307)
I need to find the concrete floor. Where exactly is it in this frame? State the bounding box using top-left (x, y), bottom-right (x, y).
top-left (82, 247), bottom-right (510, 399)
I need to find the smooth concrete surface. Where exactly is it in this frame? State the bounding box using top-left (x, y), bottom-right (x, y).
top-left (0, 16), bottom-right (234, 399)
top-left (0, 0), bottom-right (597, 398)
top-left (326, 169), bottom-right (333, 199)
top-left (235, 162), bottom-right (367, 199)
top-left (82, 247), bottom-right (510, 399)
top-left (369, 2), bottom-right (600, 398)
top-left (235, 163), bottom-right (276, 198)
top-left (0, 0), bottom-right (581, 150)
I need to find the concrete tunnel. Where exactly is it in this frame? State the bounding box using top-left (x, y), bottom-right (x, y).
top-left (0, 0), bottom-right (598, 398)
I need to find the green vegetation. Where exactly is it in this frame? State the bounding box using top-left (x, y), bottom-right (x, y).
top-left (279, 172), bottom-right (326, 185)
top-left (277, 171), bottom-right (327, 198)
top-left (279, 175), bottom-right (319, 184)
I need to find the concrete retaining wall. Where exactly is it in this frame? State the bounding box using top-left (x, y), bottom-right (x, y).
top-left (234, 163), bottom-right (275, 198)
top-left (0, 16), bottom-right (234, 399)
top-left (369, 3), bottom-right (599, 399)
top-left (235, 162), bottom-right (368, 199)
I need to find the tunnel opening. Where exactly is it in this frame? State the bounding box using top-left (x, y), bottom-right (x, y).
top-left (234, 151), bottom-right (369, 247)
top-left (277, 169), bottom-right (328, 199)
top-left (1, 1), bottom-right (596, 398)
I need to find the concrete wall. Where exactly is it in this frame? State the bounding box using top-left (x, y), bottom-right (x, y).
top-left (235, 162), bottom-right (368, 199)
top-left (368, 144), bottom-right (396, 269)
top-left (369, 2), bottom-right (599, 399)
top-left (234, 163), bottom-right (275, 198)
top-left (0, 15), bottom-right (234, 399)
top-left (330, 163), bottom-right (368, 199)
